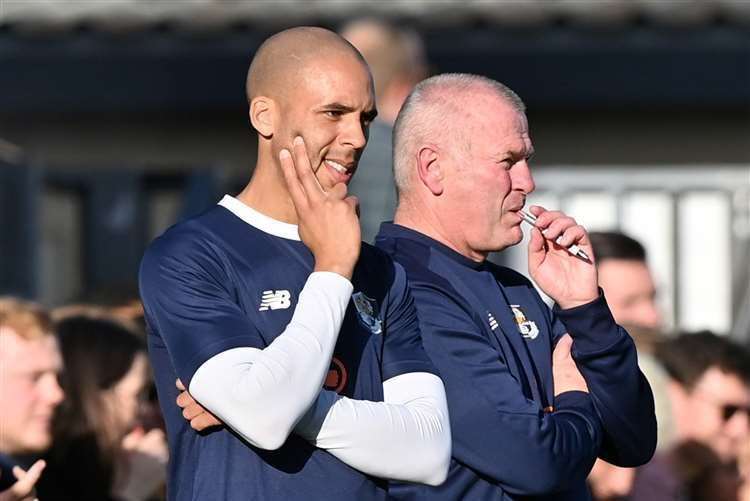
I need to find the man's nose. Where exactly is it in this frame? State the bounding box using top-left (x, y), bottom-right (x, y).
top-left (512, 160), bottom-right (535, 194)
top-left (637, 301), bottom-right (663, 329)
top-left (726, 408), bottom-right (750, 439)
top-left (340, 117), bottom-right (367, 150)
top-left (44, 373), bottom-right (65, 406)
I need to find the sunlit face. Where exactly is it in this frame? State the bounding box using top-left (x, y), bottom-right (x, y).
top-left (598, 259), bottom-right (661, 329)
top-left (273, 52), bottom-right (376, 191)
top-left (674, 367), bottom-right (750, 461)
top-left (105, 352), bottom-right (149, 437)
top-left (441, 94), bottom-right (535, 260)
top-left (0, 328), bottom-right (64, 454)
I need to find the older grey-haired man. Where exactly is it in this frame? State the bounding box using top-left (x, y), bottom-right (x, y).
top-left (377, 73), bottom-right (656, 500)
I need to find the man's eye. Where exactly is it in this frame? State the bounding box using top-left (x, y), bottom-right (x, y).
top-left (498, 159), bottom-right (513, 169)
top-left (325, 110), bottom-right (342, 118)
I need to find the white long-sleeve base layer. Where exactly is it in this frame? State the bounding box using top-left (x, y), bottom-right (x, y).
top-left (189, 271), bottom-right (451, 485)
top-left (296, 371), bottom-right (450, 486)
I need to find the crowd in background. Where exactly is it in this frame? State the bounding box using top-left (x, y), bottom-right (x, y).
top-left (0, 297), bottom-right (168, 501)
top-left (1, 17), bottom-right (749, 501)
top-left (3, 230), bottom-right (748, 500)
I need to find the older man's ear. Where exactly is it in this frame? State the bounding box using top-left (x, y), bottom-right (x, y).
top-left (416, 145), bottom-right (444, 196)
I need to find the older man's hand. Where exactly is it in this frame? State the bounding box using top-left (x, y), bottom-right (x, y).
top-left (526, 205), bottom-right (598, 310)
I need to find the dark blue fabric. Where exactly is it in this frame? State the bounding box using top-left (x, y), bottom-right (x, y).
top-left (139, 206), bottom-right (436, 501)
top-left (0, 453), bottom-right (19, 491)
top-left (377, 223), bottom-right (655, 500)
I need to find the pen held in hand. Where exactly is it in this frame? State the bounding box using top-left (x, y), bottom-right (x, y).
top-left (519, 210), bottom-right (591, 262)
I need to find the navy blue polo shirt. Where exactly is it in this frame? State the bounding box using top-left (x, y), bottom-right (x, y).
top-left (139, 203), bottom-right (436, 501)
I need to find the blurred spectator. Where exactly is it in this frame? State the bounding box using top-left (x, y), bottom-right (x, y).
top-left (629, 331), bottom-right (750, 500)
top-left (631, 440), bottom-right (742, 501)
top-left (52, 300), bottom-right (164, 433)
top-left (740, 440), bottom-right (750, 501)
top-left (37, 315), bottom-right (167, 501)
top-left (341, 18), bottom-right (428, 243)
top-left (589, 231), bottom-right (661, 329)
top-left (0, 297), bottom-right (64, 500)
top-left (587, 232), bottom-right (671, 500)
top-left (0, 138), bottom-right (23, 163)
top-left (53, 282), bottom-right (146, 333)
top-left (656, 331), bottom-right (750, 462)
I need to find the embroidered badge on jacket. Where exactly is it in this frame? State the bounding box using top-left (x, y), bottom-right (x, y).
top-left (352, 292), bottom-right (382, 335)
top-left (510, 304), bottom-right (539, 340)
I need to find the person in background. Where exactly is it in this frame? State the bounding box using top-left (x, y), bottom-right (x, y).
top-left (740, 439), bottom-right (750, 501)
top-left (36, 314), bottom-right (168, 501)
top-left (586, 231), bottom-right (672, 500)
top-left (588, 231), bottom-right (661, 330)
top-left (0, 298), bottom-right (64, 501)
top-left (629, 331), bottom-right (750, 501)
top-left (52, 293), bottom-right (164, 434)
top-left (341, 18), bottom-right (429, 243)
top-left (53, 282), bottom-right (146, 333)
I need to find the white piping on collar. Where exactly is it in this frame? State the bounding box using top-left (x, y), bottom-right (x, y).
top-left (218, 195), bottom-right (300, 241)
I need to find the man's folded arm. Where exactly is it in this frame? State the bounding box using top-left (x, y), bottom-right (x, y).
top-left (411, 283), bottom-right (603, 496)
top-left (186, 271), bottom-right (352, 450)
top-left (553, 292), bottom-right (657, 466)
top-left (140, 239), bottom-right (353, 451)
top-left (295, 371), bottom-right (451, 486)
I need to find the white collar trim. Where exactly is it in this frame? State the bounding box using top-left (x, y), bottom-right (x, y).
top-left (218, 195), bottom-right (300, 241)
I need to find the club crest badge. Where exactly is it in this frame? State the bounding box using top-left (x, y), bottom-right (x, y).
top-left (352, 292), bottom-right (382, 335)
top-left (510, 304), bottom-right (539, 340)
top-left (324, 357), bottom-right (348, 394)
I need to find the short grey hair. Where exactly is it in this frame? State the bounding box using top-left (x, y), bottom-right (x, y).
top-left (392, 73), bottom-right (526, 197)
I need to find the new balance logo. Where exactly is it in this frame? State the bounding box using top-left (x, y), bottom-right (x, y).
top-left (487, 312), bottom-right (499, 331)
top-left (259, 290), bottom-right (291, 311)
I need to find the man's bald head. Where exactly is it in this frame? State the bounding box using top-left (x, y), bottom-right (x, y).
top-left (246, 26), bottom-right (367, 103)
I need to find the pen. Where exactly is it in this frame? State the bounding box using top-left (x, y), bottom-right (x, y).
top-left (519, 210), bottom-right (591, 261)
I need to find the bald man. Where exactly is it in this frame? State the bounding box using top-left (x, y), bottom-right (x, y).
top-left (139, 27), bottom-right (449, 500)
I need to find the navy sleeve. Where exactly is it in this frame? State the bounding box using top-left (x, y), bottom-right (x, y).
top-left (554, 291), bottom-right (657, 467)
top-left (381, 262), bottom-right (439, 381)
top-left (139, 232), bottom-right (267, 387)
top-left (411, 281), bottom-right (602, 496)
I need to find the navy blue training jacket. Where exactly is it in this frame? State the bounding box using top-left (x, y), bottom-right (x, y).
top-left (377, 223), bottom-right (656, 500)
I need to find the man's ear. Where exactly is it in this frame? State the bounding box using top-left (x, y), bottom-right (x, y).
top-left (249, 96), bottom-right (275, 138)
top-left (416, 145), bottom-right (444, 196)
